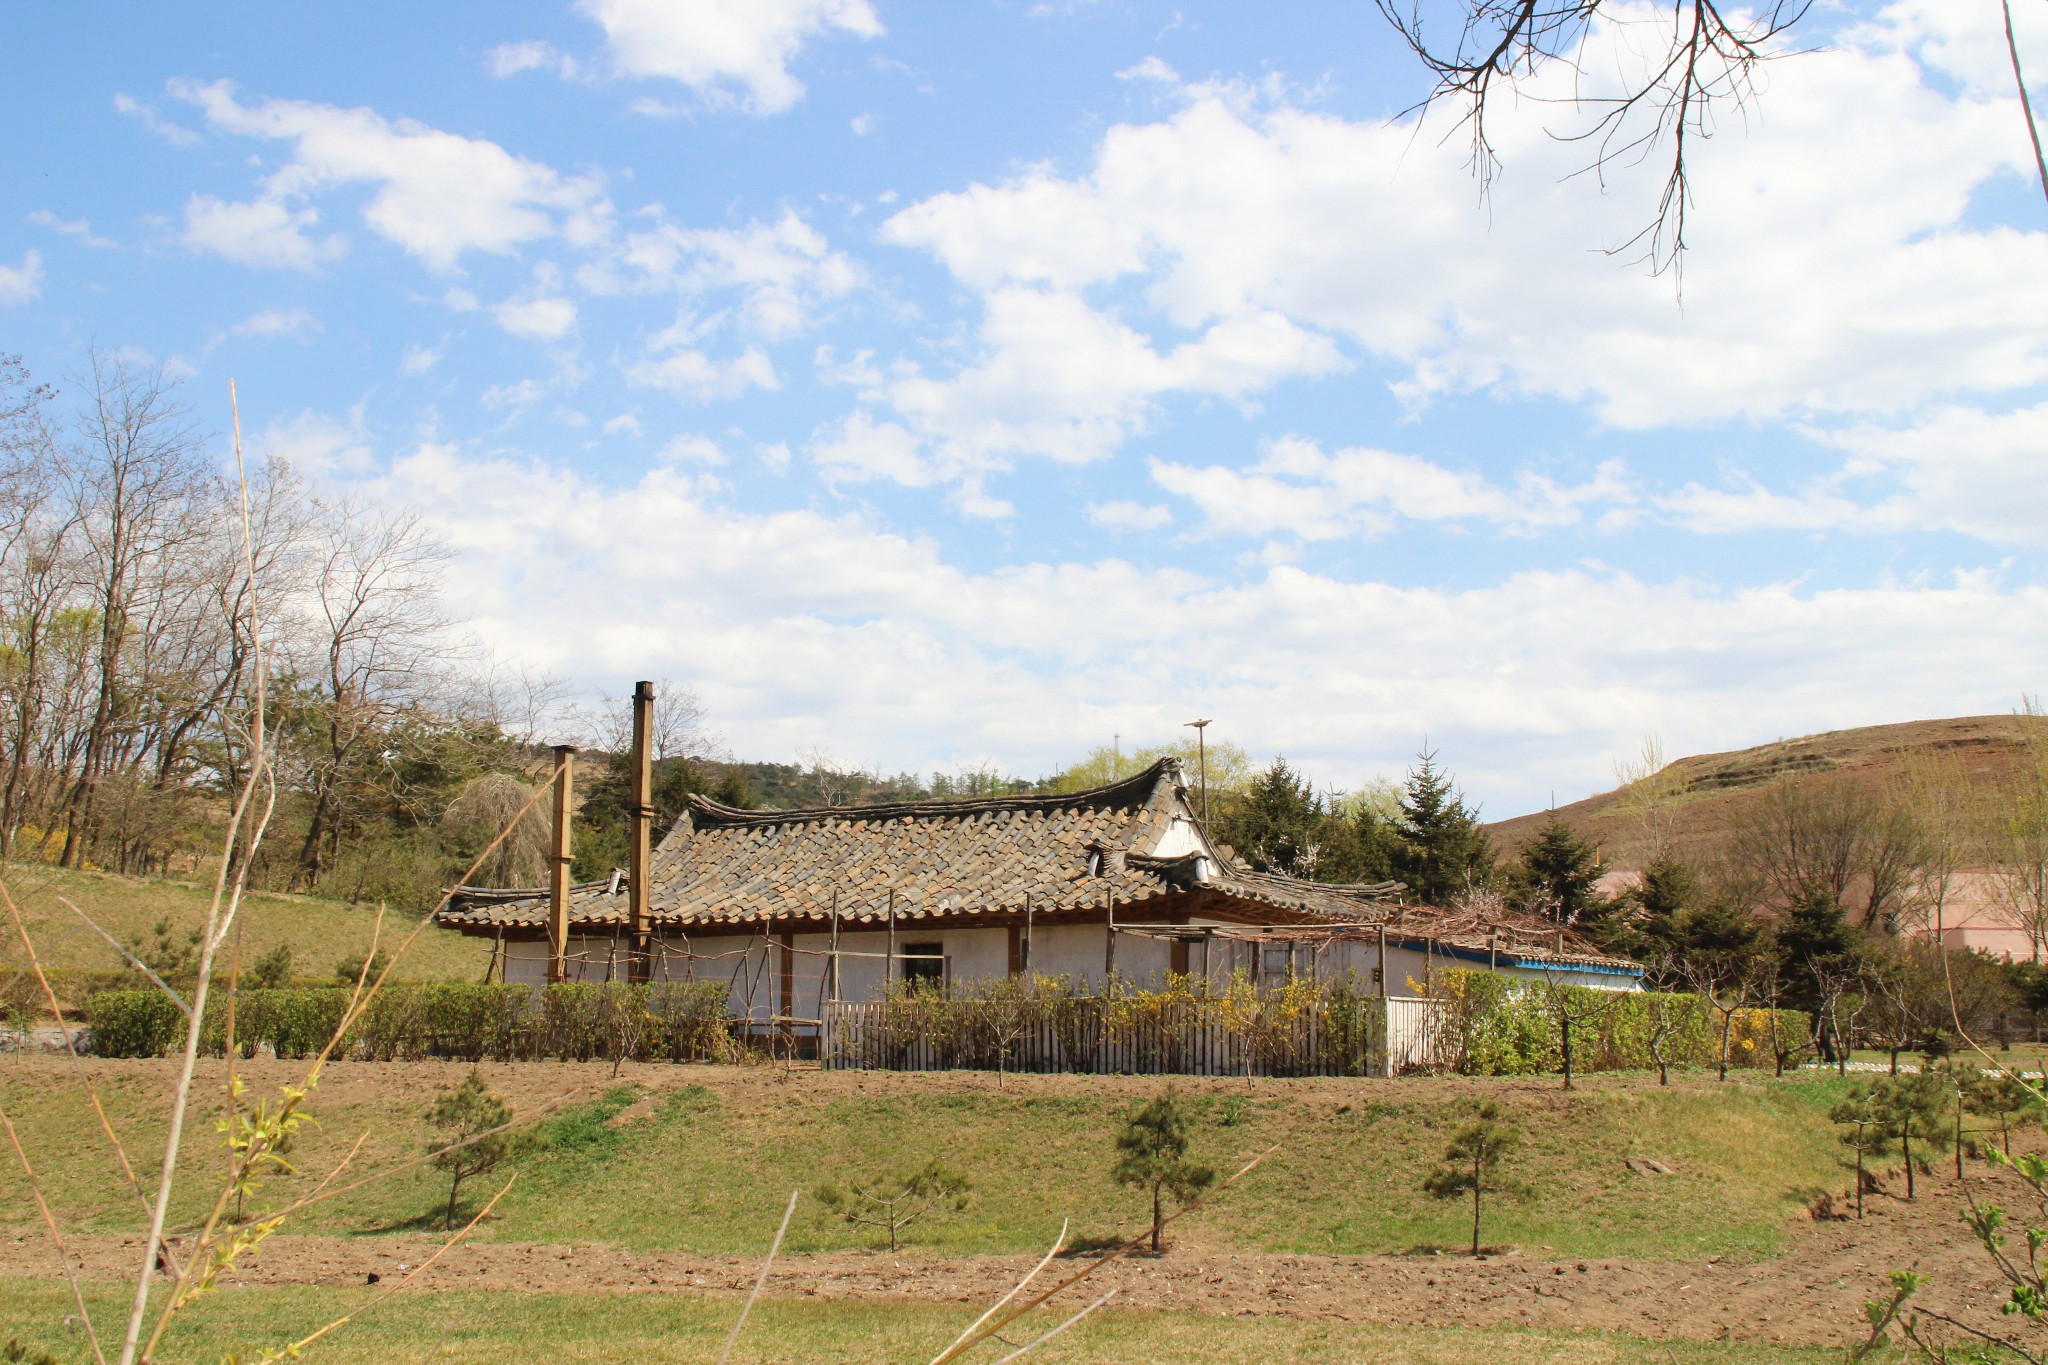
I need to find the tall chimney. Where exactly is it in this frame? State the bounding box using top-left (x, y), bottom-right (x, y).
top-left (628, 680), bottom-right (654, 983)
top-left (548, 744), bottom-right (577, 985)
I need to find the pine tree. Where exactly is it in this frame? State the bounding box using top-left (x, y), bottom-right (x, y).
top-left (1422, 1100), bottom-right (1522, 1255)
top-left (429, 1069), bottom-right (527, 1229)
top-left (1112, 1088), bottom-right (1216, 1253)
top-left (1224, 758), bottom-right (1325, 877)
top-left (1515, 814), bottom-right (1604, 926)
top-left (1395, 749), bottom-right (1495, 904)
top-left (1775, 889), bottom-right (1863, 1018)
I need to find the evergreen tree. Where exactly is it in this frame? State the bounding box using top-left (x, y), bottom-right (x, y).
top-left (1422, 1100), bottom-right (1522, 1255)
top-left (1112, 1088), bottom-right (1216, 1253)
top-left (1394, 749), bottom-right (1495, 904)
top-left (1515, 814), bottom-right (1605, 926)
top-left (1775, 888), bottom-right (1863, 1017)
top-left (428, 1069), bottom-right (530, 1228)
top-left (1220, 757), bottom-right (1324, 877)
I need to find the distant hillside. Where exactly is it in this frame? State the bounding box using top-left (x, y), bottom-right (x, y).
top-left (1485, 715), bottom-right (2041, 871)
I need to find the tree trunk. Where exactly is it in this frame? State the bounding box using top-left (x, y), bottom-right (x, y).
top-left (446, 1171), bottom-right (462, 1230)
top-left (1903, 1131), bottom-right (1916, 1201)
top-left (1560, 1012), bottom-right (1573, 1090)
top-left (1470, 1153), bottom-right (1482, 1256)
top-left (1718, 1012), bottom-right (1733, 1082)
top-left (1855, 1146), bottom-right (1865, 1219)
top-left (1151, 1184), bottom-right (1163, 1254)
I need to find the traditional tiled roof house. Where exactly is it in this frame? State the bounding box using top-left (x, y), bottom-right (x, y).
top-left (437, 758), bottom-right (1640, 1026)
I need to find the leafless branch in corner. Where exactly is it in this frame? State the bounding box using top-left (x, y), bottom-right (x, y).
top-left (1373, 0), bottom-right (1813, 278)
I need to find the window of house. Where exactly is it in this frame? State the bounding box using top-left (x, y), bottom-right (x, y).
top-left (900, 942), bottom-right (946, 987)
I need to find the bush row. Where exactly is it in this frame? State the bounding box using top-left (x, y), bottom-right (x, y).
top-left (87, 981), bottom-right (738, 1063)
top-left (1429, 969), bottom-right (1805, 1075)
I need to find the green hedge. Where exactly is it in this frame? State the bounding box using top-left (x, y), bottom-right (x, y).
top-left (86, 981), bottom-right (737, 1063)
top-left (1430, 969), bottom-right (1807, 1076)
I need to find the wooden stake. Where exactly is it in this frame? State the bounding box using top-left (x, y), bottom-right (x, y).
top-left (1376, 924), bottom-right (1388, 999)
top-left (628, 681), bottom-right (654, 983)
top-left (1103, 891), bottom-right (1116, 987)
top-left (828, 890), bottom-right (841, 1004)
top-left (887, 890), bottom-right (897, 985)
top-left (548, 744), bottom-right (577, 985)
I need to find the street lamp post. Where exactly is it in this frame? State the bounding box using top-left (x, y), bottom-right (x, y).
top-left (1184, 718), bottom-right (1212, 826)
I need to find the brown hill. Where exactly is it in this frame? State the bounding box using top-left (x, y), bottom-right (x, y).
top-left (1485, 715), bottom-right (2042, 872)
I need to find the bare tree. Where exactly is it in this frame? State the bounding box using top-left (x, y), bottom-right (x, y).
top-left (288, 499), bottom-right (455, 887)
top-left (1993, 700), bottom-right (2048, 962)
top-left (1732, 775), bottom-right (1929, 932)
top-left (1377, 1), bottom-right (2047, 279)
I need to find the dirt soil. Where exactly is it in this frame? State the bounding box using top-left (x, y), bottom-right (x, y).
top-left (7, 1061), bottom-right (2034, 1350)
top-left (14, 1161), bottom-right (2027, 1351)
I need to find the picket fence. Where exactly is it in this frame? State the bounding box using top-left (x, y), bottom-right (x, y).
top-left (819, 994), bottom-right (1446, 1077)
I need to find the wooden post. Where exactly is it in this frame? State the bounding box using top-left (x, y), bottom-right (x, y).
top-left (1376, 924), bottom-right (1388, 999)
top-left (548, 744), bottom-right (577, 985)
top-left (1023, 894), bottom-right (1034, 978)
top-left (628, 680), bottom-right (654, 983)
top-left (777, 928), bottom-right (795, 1042)
top-left (1007, 923), bottom-right (1024, 977)
top-left (1103, 891), bottom-right (1116, 987)
top-left (886, 890), bottom-right (897, 986)
top-left (828, 890), bottom-right (841, 1004)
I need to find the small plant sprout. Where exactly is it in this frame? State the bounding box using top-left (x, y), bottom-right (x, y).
top-left (1423, 1099), bottom-right (1522, 1256)
top-left (1112, 1086), bottom-right (1216, 1253)
top-left (1830, 1084), bottom-right (1894, 1219)
top-left (429, 1069), bottom-right (528, 1230)
top-left (814, 1161), bottom-right (971, 1252)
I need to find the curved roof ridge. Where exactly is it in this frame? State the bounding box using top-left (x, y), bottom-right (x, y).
top-left (685, 755), bottom-right (1184, 828)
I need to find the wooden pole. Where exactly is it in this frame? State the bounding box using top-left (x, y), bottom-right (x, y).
top-left (548, 744), bottom-right (577, 985)
top-left (829, 890), bottom-right (841, 1004)
top-left (886, 890), bottom-right (897, 986)
top-left (1103, 890), bottom-right (1116, 987)
top-left (1376, 924), bottom-right (1388, 999)
top-left (628, 680), bottom-right (654, 983)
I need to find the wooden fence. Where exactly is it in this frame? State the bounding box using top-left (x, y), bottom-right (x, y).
top-left (820, 995), bottom-right (1446, 1077)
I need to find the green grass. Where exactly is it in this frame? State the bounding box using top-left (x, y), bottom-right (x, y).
top-left (1, 1062), bottom-right (1858, 1263)
top-left (0, 1278), bottom-right (1836, 1364)
top-left (0, 862), bottom-right (487, 986)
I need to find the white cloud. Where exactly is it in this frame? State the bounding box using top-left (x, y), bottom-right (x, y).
top-left (1086, 500), bottom-right (1172, 530)
top-left (400, 340), bottom-right (445, 376)
top-left (577, 0), bottom-right (883, 114)
top-left (1154, 437), bottom-right (1634, 540)
top-left (0, 250), bottom-right (44, 306)
top-left (169, 79), bottom-right (611, 271)
top-left (603, 411), bottom-right (644, 437)
top-left (809, 411), bottom-right (934, 487)
top-left (607, 209), bottom-right (861, 340)
top-left (850, 113), bottom-right (873, 136)
top-left (494, 293), bottom-right (578, 341)
top-left (852, 288), bottom-right (1344, 489)
top-left (488, 41), bottom-right (579, 79)
top-left (182, 195), bottom-right (345, 271)
top-left (877, 5), bottom-right (2048, 441)
top-left (657, 433), bottom-right (726, 464)
top-left (623, 345), bottom-right (777, 402)
top-left (29, 211), bottom-right (116, 248)
top-left (482, 378), bottom-right (548, 412)
top-left (113, 92), bottom-right (200, 147)
top-left (231, 306), bottom-right (320, 340)
top-left (258, 409), bottom-right (372, 476)
top-left (347, 439), bottom-right (2048, 814)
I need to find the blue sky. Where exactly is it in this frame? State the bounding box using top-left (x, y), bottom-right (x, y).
top-left (4, 0), bottom-right (2047, 817)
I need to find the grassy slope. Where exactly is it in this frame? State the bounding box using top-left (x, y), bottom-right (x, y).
top-left (1, 1062), bottom-right (1852, 1263)
top-left (1484, 714), bottom-right (2039, 868)
top-left (0, 1279), bottom-right (1832, 1365)
top-left (0, 863), bottom-right (488, 982)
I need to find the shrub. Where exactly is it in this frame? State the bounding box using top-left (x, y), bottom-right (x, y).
top-left (88, 990), bottom-right (184, 1058)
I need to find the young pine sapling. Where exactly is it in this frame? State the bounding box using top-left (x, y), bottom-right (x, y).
top-left (1830, 1084), bottom-right (1894, 1219)
top-left (1873, 1071), bottom-right (1949, 1202)
top-left (815, 1161), bottom-right (971, 1252)
top-left (248, 943), bottom-right (294, 990)
top-left (1112, 1087), bottom-right (1216, 1253)
top-left (428, 1069), bottom-right (528, 1229)
top-left (1423, 1100), bottom-right (1522, 1256)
